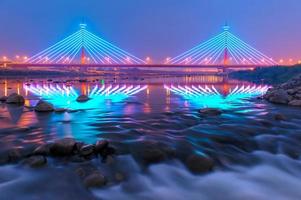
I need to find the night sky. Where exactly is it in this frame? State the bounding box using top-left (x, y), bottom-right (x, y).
top-left (0, 0), bottom-right (300, 63)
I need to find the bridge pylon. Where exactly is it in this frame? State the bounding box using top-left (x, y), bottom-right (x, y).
top-left (169, 24), bottom-right (278, 66)
top-left (26, 23), bottom-right (145, 65)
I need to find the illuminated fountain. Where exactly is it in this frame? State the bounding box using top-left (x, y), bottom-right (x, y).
top-left (24, 84), bottom-right (148, 109)
top-left (164, 84), bottom-right (269, 109)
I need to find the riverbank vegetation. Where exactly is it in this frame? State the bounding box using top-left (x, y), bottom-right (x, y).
top-left (230, 65), bottom-right (301, 85)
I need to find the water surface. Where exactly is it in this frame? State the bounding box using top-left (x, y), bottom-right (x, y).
top-left (0, 75), bottom-right (301, 200)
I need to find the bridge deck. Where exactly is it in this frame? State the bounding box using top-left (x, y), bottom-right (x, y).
top-left (6, 63), bottom-right (263, 69)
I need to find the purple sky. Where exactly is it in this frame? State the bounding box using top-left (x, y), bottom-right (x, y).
top-left (0, 0), bottom-right (300, 63)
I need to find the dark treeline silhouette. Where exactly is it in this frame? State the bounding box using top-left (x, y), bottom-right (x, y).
top-left (230, 65), bottom-right (301, 85)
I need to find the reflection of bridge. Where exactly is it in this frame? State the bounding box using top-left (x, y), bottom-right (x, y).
top-left (3, 23), bottom-right (278, 70)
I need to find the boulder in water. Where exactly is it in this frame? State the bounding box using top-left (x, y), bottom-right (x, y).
top-left (49, 138), bottom-right (76, 156)
top-left (264, 74), bottom-right (301, 106)
top-left (76, 95), bottom-right (90, 102)
top-left (185, 154), bottom-right (214, 174)
top-left (95, 140), bottom-right (109, 153)
top-left (34, 100), bottom-right (54, 112)
top-left (199, 108), bottom-right (222, 116)
top-left (80, 145), bottom-right (95, 156)
top-left (83, 172), bottom-right (107, 188)
top-left (0, 96), bottom-right (7, 102)
top-left (274, 114), bottom-right (286, 121)
top-left (54, 108), bottom-right (67, 113)
top-left (264, 89), bottom-right (291, 104)
top-left (23, 156), bottom-right (47, 168)
top-left (141, 149), bottom-right (167, 164)
top-left (6, 93), bottom-right (25, 104)
top-left (288, 100), bottom-right (301, 107)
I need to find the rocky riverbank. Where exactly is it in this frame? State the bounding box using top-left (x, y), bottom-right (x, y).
top-left (264, 74), bottom-right (301, 106)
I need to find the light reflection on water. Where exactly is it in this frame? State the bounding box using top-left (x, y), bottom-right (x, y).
top-left (1, 75), bottom-right (301, 200)
top-left (0, 75), bottom-right (273, 145)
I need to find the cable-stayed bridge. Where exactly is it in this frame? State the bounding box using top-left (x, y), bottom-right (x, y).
top-left (26, 24), bottom-right (146, 65)
top-left (168, 25), bottom-right (277, 66)
top-left (5, 24), bottom-right (278, 71)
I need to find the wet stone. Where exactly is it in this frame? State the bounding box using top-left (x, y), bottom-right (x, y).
top-left (274, 114), bottom-right (287, 121)
top-left (34, 100), bottom-right (54, 112)
top-left (74, 142), bottom-right (85, 154)
top-left (100, 146), bottom-right (116, 158)
top-left (83, 172), bottom-right (107, 188)
top-left (288, 100), bottom-right (301, 106)
top-left (141, 149), bottom-right (167, 165)
top-left (199, 108), bottom-right (222, 116)
top-left (80, 145), bottom-right (95, 157)
top-left (115, 172), bottom-right (126, 182)
top-left (8, 148), bottom-right (24, 162)
top-left (23, 156), bottom-right (47, 168)
top-left (50, 138), bottom-right (76, 156)
top-left (33, 144), bottom-right (51, 156)
top-left (6, 93), bottom-right (25, 104)
top-left (95, 140), bottom-right (109, 153)
top-left (75, 167), bottom-right (87, 178)
top-left (0, 96), bottom-right (7, 102)
top-left (76, 95), bottom-right (90, 102)
top-left (54, 108), bottom-right (67, 113)
top-left (0, 151), bottom-right (9, 165)
top-left (185, 154), bottom-right (214, 174)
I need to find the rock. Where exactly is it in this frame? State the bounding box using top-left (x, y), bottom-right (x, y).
top-left (0, 151), bottom-right (9, 164)
top-left (95, 140), bottom-right (109, 153)
top-left (33, 144), bottom-right (51, 155)
top-left (288, 100), bottom-right (301, 107)
top-left (6, 93), bottom-right (25, 104)
top-left (8, 148), bottom-right (23, 162)
top-left (199, 108), bottom-right (222, 116)
top-left (83, 172), bottom-right (106, 188)
top-left (54, 108), bottom-right (67, 113)
top-left (294, 93), bottom-right (301, 99)
top-left (99, 147), bottom-right (116, 161)
top-left (24, 156), bottom-right (47, 168)
top-left (287, 89), bottom-right (296, 95)
top-left (34, 100), bottom-right (54, 112)
top-left (265, 89), bottom-right (291, 104)
top-left (76, 95), bottom-right (90, 102)
top-left (80, 145), bottom-right (95, 157)
top-left (264, 75), bottom-right (301, 106)
top-left (74, 142), bottom-right (85, 154)
top-left (274, 114), bottom-right (286, 121)
top-left (50, 138), bottom-right (76, 156)
top-left (141, 149), bottom-right (166, 164)
top-left (0, 96), bottom-right (7, 102)
top-left (185, 155), bottom-right (214, 174)
top-left (75, 167), bottom-right (87, 178)
top-left (115, 172), bottom-right (125, 182)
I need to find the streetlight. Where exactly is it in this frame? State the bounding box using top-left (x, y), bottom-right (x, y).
top-left (165, 57), bottom-right (171, 64)
top-left (146, 57), bottom-right (151, 64)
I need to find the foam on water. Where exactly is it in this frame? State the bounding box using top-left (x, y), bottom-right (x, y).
top-left (93, 152), bottom-right (301, 200)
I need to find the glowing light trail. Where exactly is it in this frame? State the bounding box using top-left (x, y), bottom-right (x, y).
top-left (24, 83), bottom-right (148, 109)
top-left (165, 85), bottom-right (268, 97)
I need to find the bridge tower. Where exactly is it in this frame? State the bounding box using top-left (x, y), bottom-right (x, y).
top-left (80, 23), bottom-right (87, 65)
top-left (221, 24), bottom-right (230, 94)
top-left (223, 24), bottom-right (230, 67)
